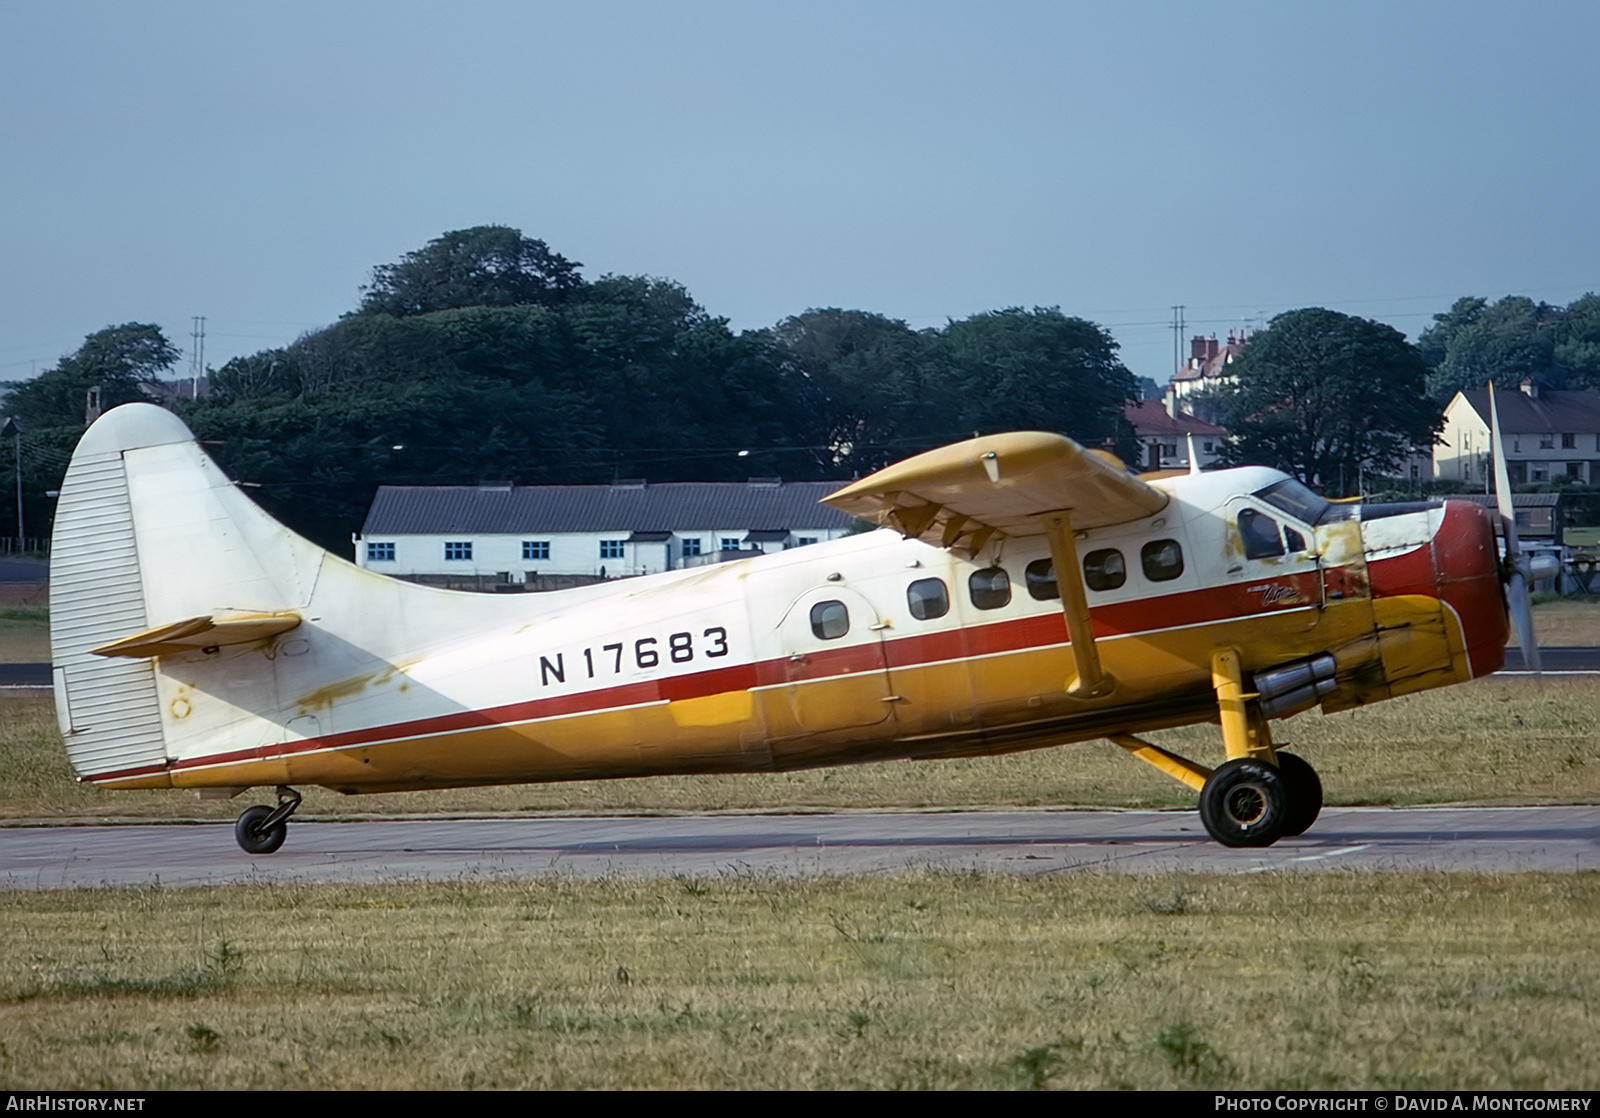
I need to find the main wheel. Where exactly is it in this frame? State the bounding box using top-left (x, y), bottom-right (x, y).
top-left (1274, 751), bottom-right (1323, 837)
top-left (1199, 758), bottom-right (1288, 848)
top-left (235, 804), bottom-right (287, 855)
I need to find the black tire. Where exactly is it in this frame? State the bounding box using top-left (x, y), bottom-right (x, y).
top-left (1275, 751), bottom-right (1323, 837)
top-left (1199, 758), bottom-right (1288, 848)
top-left (235, 804), bottom-right (287, 855)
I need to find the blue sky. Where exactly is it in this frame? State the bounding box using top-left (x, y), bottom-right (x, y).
top-left (2, 1), bottom-right (1595, 388)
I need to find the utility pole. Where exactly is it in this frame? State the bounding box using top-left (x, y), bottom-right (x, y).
top-left (1171, 305), bottom-right (1184, 375)
top-left (190, 315), bottom-right (206, 399)
top-left (1, 417), bottom-right (22, 552)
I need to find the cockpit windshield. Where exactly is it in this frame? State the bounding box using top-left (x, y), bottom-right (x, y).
top-left (1253, 478), bottom-right (1351, 526)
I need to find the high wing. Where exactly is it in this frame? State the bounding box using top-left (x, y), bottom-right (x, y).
top-left (822, 430), bottom-right (1167, 547)
top-left (824, 431), bottom-right (1170, 697)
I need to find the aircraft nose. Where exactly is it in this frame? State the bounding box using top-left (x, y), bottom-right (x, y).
top-left (1433, 501), bottom-right (1510, 677)
top-left (1361, 501), bottom-right (1506, 679)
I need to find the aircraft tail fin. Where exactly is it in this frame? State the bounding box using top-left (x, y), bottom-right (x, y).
top-left (49, 403), bottom-right (329, 786)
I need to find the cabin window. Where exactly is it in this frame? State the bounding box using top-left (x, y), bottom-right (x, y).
top-left (600, 540), bottom-right (625, 559)
top-left (1141, 539), bottom-right (1184, 582)
top-left (1083, 548), bottom-right (1127, 591)
top-left (810, 600), bottom-right (850, 640)
top-left (968, 566), bottom-right (1011, 610)
top-left (444, 541), bottom-right (472, 561)
top-left (1238, 509), bottom-right (1285, 559)
top-left (907, 578), bottom-right (950, 620)
top-left (1025, 558), bottom-right (1058, 600)
top-left (1283, 526), bottom-right (1307, 553)
top-left (366, 542), bottom-right (395, 562)
top-left (522, 541), bottom-right (550, 561)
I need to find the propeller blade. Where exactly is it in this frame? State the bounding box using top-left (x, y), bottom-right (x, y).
top-left (1487, 382), bottom-right (1541, 675)
top-left (1507, 570), bottom-right (1541, 674)
top-left (1487, 383), bottom-right (1520, 559)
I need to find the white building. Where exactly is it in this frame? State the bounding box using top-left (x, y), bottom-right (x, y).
top-left (1168, 331), bottom-right (1249, 403)
top-left (355, 478), bottom-right (859, 589)
top-left (1436, 382), bottom-right (1600, 486)
top-left (1122, 398), bottom-right (1228, 472)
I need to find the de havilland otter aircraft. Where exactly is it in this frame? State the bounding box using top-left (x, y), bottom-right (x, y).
top-left (49, 397), bottom-right (1544, 854)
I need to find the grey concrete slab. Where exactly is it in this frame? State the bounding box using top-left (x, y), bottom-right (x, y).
top-left (2, 806), bottom-right (1595, 890)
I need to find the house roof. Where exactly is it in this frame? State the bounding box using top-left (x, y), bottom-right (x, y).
top-left (362, 480), bottom-right (858, 536)
top-left (1123, 399), bottom-right (1227, 437)
top-left (1455, 389), bottom-right (1600, 435)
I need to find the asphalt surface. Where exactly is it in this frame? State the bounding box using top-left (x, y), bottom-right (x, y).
top-left (2, 806), bottom-right (1595, 890)
top-left (1500, 646), bottom-right (1600, 672)
top-left (0, 559), bottom-right (47, 582)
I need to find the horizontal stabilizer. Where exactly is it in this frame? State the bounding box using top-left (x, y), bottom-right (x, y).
top-left (89, 612), bottom-right (302, 659)
top-left (822, 431), bottom-right (1168, 552)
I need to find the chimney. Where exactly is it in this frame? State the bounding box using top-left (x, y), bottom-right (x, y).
top-left (1163, 385), bottom-right (1178, 419)
top-left (85, 386), bottom-right (103, 426)
top-left (1519, 375), bottom-right (1538, 399)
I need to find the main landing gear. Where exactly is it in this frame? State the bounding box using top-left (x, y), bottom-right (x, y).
top-left (1109, 649), bottom-right (1327, 849)
top-left (234, 786), bottom-right (302, 854)
top-left (1195, 751), bottom-right (1323, 847)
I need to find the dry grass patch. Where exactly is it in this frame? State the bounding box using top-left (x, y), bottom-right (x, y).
top-left (1514, 596), bottom-right (1600, 647)
top-left (1, 873), bottom-right (1596, 1090)
top-left (1, 678), bottom-right (1596, 822)
top-left (0, 605), bottom-right (50, 663)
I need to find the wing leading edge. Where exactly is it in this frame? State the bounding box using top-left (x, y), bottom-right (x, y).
top-left (822, 431), bottom-right (1168, 548)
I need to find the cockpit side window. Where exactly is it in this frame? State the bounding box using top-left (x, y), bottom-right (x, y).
top-left (1255, 478), bottom-right (1350, 525)
top-left (1238, 508), bottom-right (1285, 560)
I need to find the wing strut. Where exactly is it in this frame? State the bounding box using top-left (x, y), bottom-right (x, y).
top-left (1043, 512), bottom-right (1113, 697)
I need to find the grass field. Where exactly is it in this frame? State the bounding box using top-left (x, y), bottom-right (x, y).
top-left (0, 604), bottom-right (49, 663)
top-left (2, 873), bottom-right (1595, 1090)
top-left (1511, 595), bottom-right (1600, 646)
top-left (4, 606), bottom-right (1598, 1092)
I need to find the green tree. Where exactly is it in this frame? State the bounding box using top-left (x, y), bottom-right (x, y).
top-left (938, 307), bottom-right (1137, 454)
top-left (1420, 295), bottom-right (1565, 400)
top-left (1553, 293), bottom-right (1600, 389)
top-left (0, 324), bottom-right (181, 549)
top-left (768, 309), bottom-right (944, 474)
top-left (358, 225), bottom-right (585, 317)
top-left (4, 323), bottom-right (180, 427)
top-left (1217, 308), bottom-right (1440, 496)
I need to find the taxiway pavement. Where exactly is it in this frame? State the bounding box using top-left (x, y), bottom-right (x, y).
top-left (2, 806), bottom-right (1595, 890)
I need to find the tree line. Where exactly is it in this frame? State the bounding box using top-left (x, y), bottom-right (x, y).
top-left (3, 224), bottom-right (1595, 554)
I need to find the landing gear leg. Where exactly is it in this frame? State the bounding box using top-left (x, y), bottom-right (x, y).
top-left (1201, 648), bottom-right (1294, 847)
top-left (234, 786), bottom-right (301, 854)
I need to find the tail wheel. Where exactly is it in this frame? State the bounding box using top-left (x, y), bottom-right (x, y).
top-left (235, 804), bottom-right (288, 855)
top-left (1275, 751), bottom-right (1323, 837)
top-left (1199, 758), bottom-right (1288, 848)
